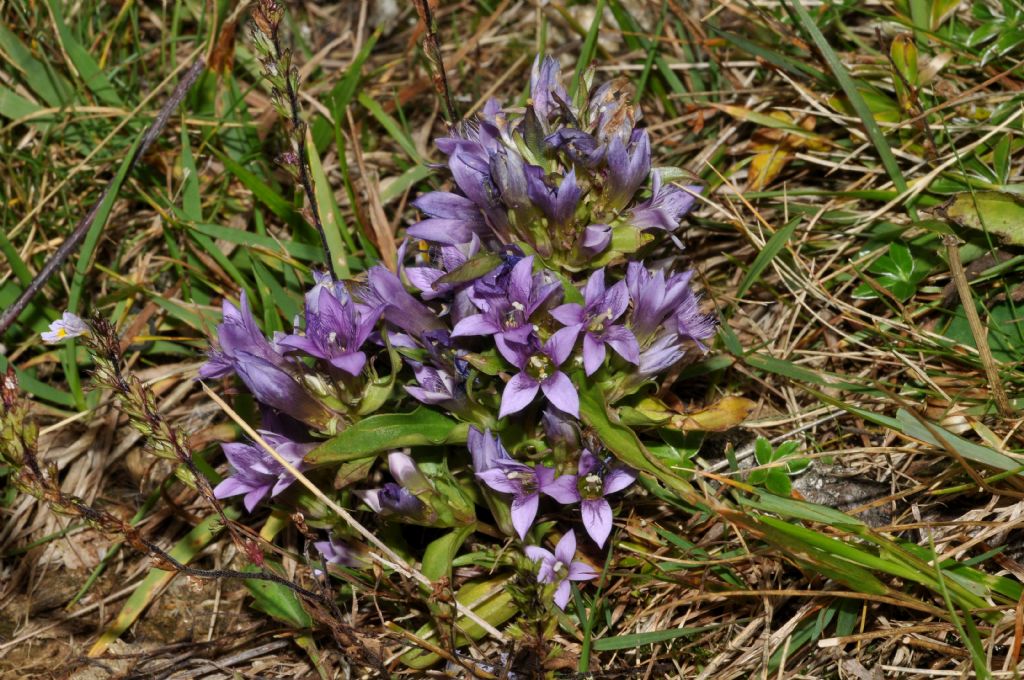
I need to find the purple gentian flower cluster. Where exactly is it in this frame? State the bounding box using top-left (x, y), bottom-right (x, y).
top-left (199, 55), bottom-right (719, 614)
top-left (212, 432), bottom-right (314, 512)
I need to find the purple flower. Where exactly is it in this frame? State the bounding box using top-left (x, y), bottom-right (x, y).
top-left (388, 451), bottom-right (432, 494)
top-left (41, 312), bottom-right (89, 343)
top-left (313, 536), bottom-right (362, 574)
top-left (580, 224), bottom-right (612, 256)
top-left (526, 167), bottom-right (582, 229)
top-left (500, 328), bottom-right (580, 418)
top-left (676, 290), bottom-right (718, 350)
top-left (407, 191), bottom-right (488, 245)
top-left (636, 331), bottom-right (686, 378)
top-left (524, 530), bottom-right (598, 609)
top-left (625, 262), bottom-right (698, 343)
top-left (551, 269), bottom-right (639, 376)
top-left (357, 483), bottom-right (429, 520)
top-left (361, 266), bottom-right (446, 340)
top-left (629, 171), bottom-right (701, 231)
top-left (278, 287), bottom-right (381, 375)
top-left (452, 256), bottom-right (560, 363)
top-left (232, 350), bottom-right (330, 426)
top-left (468, 426), bottom-right (507, 473)
top-left (213, 432), bottom-right (314, 512)
top-left (604, 129), bottom-right (651, 211)
top-left (529, 55), bottom-right (568, 125)
top-left (542, 408), bottom-right (580, 451)
top-left (477, 458), bottom-right (577, 540)
top-left (545, 128), bottom-right (605, 167)
top-left (199, 291), bottom-right (284, 380)
top-left (404, 363), bottom-right (460, 407)
top-left (571, 451), bottom-right (637, 547)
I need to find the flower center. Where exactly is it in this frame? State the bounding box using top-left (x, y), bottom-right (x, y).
top-left (552, 560), bottom-right (567, 578)
top-left (578, 473), bottom-right (604, 500)
top-left (326, 331), bottom-right (347, 352)
top-left (588, 307), bottom-right (614, 334)
top-left (506, 469), bottom-right (537, 494)
top-left (528, 353), bottom-right (552, 381)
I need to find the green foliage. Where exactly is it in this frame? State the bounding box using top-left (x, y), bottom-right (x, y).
top-left (746, 438), bottom-right (808, 496)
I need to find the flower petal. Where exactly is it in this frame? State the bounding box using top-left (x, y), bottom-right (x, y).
top-left (541, 473), bottom-right (580, 505)
top-left (451, 314), bottom-right (501, 337)
top-left (510, 493), bottom-right (539, 540)
top-left (554, 529), bottom-right (577, 566)
top-left (567, 560), bottom-right (599, 581)
top-left (603, 466), bottom-right (638, 495)
top-left (477, 468), bottom-right (517, 494)
top-left (581, 499), bottom-right (613, 547)
top-left (500, 372), bottom-right (540, 418)
top-left (553, 579), bottom-right (572, 609)
top-left (540, 371), bottom-right (578, 418)
top-left (550, 303), bottom-right (585, 327)
top-left (603, 325), bottom-right (640, 365)
top-left (582, 333), bottom-right (606, 376)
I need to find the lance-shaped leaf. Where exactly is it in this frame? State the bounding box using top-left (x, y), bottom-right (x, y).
top-left (306, 408), bottom-right (469, 465)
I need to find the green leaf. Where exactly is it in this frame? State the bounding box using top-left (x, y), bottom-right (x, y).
top-left (306, 408), bottom-right (469, 465)
top-left (936, 191), bottom-right (1024, 245)
top-left (433, 252), bottom-right (504, 288)
top-left (737, 217), bottom-right (799, 298)
top-left (895, 409), bottom-right (1024, 475)
top-left (46, 0), bottom-right (122, 106)
top-left (245, 561), bottom-right (312, 628)
top-left (422, 524), bottom-right (476, 582)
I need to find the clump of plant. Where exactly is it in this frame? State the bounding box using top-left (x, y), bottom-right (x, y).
top-left (40, 44), bottom-right (715, 673)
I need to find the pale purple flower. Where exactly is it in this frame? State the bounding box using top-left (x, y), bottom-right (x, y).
top-left (404, 363), bottom-right (461, 407)
top-left (676, 291), bottom-right (718, 350)
top-left (452, 256), bottom-right (560, 363)
top-left (361, 266), bottom-right (446, 340)
top-left (629, 171), bottom-right (701, 231)
top-left (407, 191), bottom-right (489, 245)
top-left (41, 312), bottom-right (89, 343)
top-left (542, 408), bottom-right (580, 451)
top-left (529, 55), bottom-right (568, 125)
top-left (468, 427), bottom-right (507, 473)
top-left (500, 327), bottom-right (579, 418)
top-left (213, 432), bottom-right (314, 512)
top-left (636, 331), bottom-right (686, 378)
top-left (570, 450), bottom-right (637, 548)
top-left (313, 536), bottom-right (362, 574)
top-left (198, 291), bottom-right (283, 380)
top-left (625, 262), bottom-right (699, 343)
top-left (524, 530), bottom-right (598, 609)
top-left (545, 128), bottom-right (605, 167)
top-left (232, 351), bottom-right (330, 426)
top-left (525, 167), bottom-right (582, 229)
top-left (477, 458), bottom-right (577, 539)
top-left (388, 451), bottom-right (432, 494)
top-left (278, 287), bottom-right (381, 375)
top-left (357, 483), bottom-right (429, 520)
top-left (551, 269), bottom-right (639, 376)
top-left (580, 224), bottom-right (612, 256)
top-left (604, 129), bottom-right (651, 211)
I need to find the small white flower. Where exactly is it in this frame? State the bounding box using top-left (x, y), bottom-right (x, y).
top-left (41, 312), bottom-right (89, 344)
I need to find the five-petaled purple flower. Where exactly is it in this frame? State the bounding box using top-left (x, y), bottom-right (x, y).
top-left (452, 256), bottom-right (560, 363)
top-left (477, 456), bottom-right (577, 540)
top-left (552, 268), bottom-right (639, 376)
top-left (500, 327), bottom-right (579, 418)
top-left (562, 450), bottom-right (637, 548)
top-left (41, 312), bottom-right (89, 343)
top-left (213, 431), bottom-right (314, 512)
top-left (279, 286), bottom-right (381, 375)
top-left (525, 530), bottom-right (598, 609)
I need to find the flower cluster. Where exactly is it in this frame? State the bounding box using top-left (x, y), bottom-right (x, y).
top-left (183, 56), bottom-right (715, 612)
